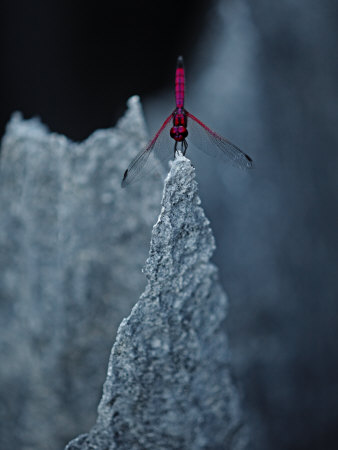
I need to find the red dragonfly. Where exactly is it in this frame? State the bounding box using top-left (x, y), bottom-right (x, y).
top-left (121, 56), bottom-right (252, 187)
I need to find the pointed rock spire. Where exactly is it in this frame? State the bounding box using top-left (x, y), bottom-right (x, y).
top-left (67, 155), bottom-right (247, 450)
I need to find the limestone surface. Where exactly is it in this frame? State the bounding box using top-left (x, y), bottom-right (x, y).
top-left (0, 96), bottom-right (163, 450)
top-left (66, 156), bottom-right (246, 450)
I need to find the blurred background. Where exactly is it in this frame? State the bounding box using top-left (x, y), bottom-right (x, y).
top-left (1, 0), bottom-right (338, 449)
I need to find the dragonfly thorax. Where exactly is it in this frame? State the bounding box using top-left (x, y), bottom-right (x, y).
top-left (171, 109), bottom-right (188, 142)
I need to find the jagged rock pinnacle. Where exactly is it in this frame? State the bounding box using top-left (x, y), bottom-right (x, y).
top-left (0, 96), bottom-right (163, 450)
top-left (66, 155), bottom-right (247, 450)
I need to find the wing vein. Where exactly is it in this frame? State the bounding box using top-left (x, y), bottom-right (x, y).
top-left (121, 113), bottom-right (173, 187)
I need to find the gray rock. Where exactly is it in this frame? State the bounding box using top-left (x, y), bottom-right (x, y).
top-left (147, 2), bottom-right (338, 448)
top-left (0, 96), bottom-right (163, 450)
top-left (67, 155), bottom-right (246, 450)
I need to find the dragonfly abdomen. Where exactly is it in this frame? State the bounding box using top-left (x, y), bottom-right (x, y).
top-left (175, 56), bottom-right (185, 108)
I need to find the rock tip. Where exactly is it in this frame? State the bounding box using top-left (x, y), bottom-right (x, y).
top-left (126, 95), bottom-right (141, 108)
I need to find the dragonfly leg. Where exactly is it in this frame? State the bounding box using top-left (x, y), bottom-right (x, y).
top-left (182, 139), bottom-right (188, 156)
top-left (174, 141), bottom-right (178, 157)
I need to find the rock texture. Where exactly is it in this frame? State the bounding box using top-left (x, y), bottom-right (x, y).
top-left (66, 156), bottom-right (246, 450)
top-left (0, 96), bottom-right (163, 450)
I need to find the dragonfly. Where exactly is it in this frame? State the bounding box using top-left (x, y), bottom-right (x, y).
top-left (121, 56), bottom-right (252, 187)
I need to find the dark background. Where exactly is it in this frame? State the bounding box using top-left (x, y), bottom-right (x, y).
top-left (0, 0), bottom-right (207, 140)
top-left (1, 1), bottom-right (338, 449)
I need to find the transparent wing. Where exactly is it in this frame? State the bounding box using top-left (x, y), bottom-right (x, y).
top-left (121, 113), bottom-right (173, 187)
top-left (186, 111), bottom-right (253, 169)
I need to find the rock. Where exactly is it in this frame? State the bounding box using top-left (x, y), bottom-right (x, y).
top-left (66, 155), bottom-right (246, 450)
top-left (0, 96), bottom-right (163, 450)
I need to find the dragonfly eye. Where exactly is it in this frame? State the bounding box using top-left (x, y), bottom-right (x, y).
top-left (178, 126), bottom-right (188, 137)
top-left (170, 126), bottom-right (178, 139)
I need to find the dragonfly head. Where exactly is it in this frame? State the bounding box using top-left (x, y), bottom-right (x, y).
top-left (170, 125), bottom-right (188, 142)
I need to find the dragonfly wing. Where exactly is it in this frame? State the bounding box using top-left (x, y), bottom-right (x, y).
top-left (186, 111), bottom-right (253, 169)
top-left (121, 113), bottom-right (174, 187)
